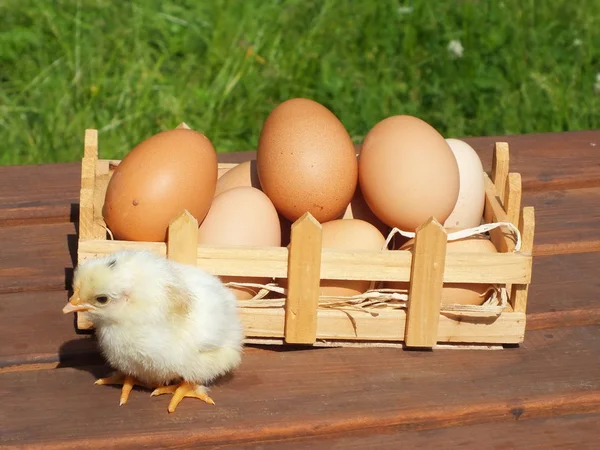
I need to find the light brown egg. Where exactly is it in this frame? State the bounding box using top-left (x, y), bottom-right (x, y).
top-left (358, 115), bottom-right (460, 232)
top-left (198, 186), bottom-right (281, 300)
top-left (215, 160), bottom-right (261, 197)
top-left (278, 219), bottom-right (386, 297)
top-left (443, 139), bottom-right (486, 229)
top-left (386, 230), bottom-right (497, 305)
top-left (103, 129), bottom-right (217, 242)
top-left (256, 98), bottom-right (358, 223)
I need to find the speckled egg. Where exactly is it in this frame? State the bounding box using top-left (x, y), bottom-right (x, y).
top-left (103, 128), bottom-right (218, 242)
top-left (256, 98), bottom-right (358, 223)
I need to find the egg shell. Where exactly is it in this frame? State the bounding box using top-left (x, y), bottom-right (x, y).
top-left (278, 219), bottom-right (386, 297)
top-left (256, 98), bottom-right (358, 223)
top-left (339, 184), bottom-right (391, 238)
top-left (443, 138), bottom-right (486, 229)
top-left (198, 186), bottom-right (281, 300)
top-left (103, 129), bottom-right (218, 242)
top-left (358, 115), bottom-right (460, 232)
top-left (215, 160), bottom-right (261, 197)
top-left (386, 230), bottom-right (497, 305)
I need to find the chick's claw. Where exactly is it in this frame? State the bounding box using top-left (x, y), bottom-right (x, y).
top-left (151, 381), bottom-right (215, 413)
top-left (94, 372), bottom-right (151, 406)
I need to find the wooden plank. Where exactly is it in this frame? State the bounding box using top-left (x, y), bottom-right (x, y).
top-left (0, 290), bottom-right (99, 368)
top-left (2, 131), bottom-right (599, 227)
top-left (523, 187), bottom-right (600, 256)
top-left (1, 326), bottom-right (599, 448)
top-left (2, 252), bottom-right (598, 370)
top-left (79, 239), bottom-right (532, 284)
top-left (224, 413), bottom-right (600, 449)
top-left (404, 218), bottom-right (447, 347)
top-left (0, 222), bottom-right (75, 295)
top-left (284, 213), bottom-right (322, 344)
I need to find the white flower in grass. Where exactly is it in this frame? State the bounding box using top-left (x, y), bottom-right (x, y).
top-left (448, 40), bottom-right (464, 58)
top-left (594, 73), bottom-right (600, 94)
top-left (573, 38), bottom-right (582, 47)
top-left (397, 6), bottom-right (413, 14)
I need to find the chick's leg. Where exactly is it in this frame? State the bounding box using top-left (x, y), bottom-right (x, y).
top-left (151, 381), bottom-right (214, 413)
top-left (95, 372), bottom-right (152, 406)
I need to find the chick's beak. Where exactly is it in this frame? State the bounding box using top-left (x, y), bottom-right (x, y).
top-left (62, 291), bottom-right (91, 314)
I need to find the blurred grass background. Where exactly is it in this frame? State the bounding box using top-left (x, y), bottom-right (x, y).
top-left (1, 0), bottom-right (599, 165)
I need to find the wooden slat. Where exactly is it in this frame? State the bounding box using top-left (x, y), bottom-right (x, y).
top-left (404, 218), bottom-right (447, 347)
top-left (491, 142), bottom-right (510, 206)
top-left (284, 213), bottom-right (322, 344)
top-left (1, 326), bottom-right (599, 448)
top-left (79, 239), bottom-right (531, 284)
top-left (166, 210), bottom-right (199, 266)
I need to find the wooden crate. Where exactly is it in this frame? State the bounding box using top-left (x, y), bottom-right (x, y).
top-left (75, 126), bottom-right (534, 349)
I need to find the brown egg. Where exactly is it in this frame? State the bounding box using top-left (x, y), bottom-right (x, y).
top-left (339, 184), bottom-right (391, 238)
top-left (257, 98), bottom-right (358, 223)
top-left (386, 230), bottom-right (497, 305)
top-left (215, 160), bottom-right (261, 197)
top-left (103, 129), bottom-right (217, 242)
top-left (278, 219), bottom-right (386, 297)
top-left (198, 186), bottom-right (281, 300)
top-left (358, 115), bottom-right (460, 232)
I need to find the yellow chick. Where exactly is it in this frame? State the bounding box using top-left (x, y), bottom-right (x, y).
top-left (62, 249), bottom-right (244, 413)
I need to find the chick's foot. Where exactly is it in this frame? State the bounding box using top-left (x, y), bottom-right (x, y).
top-left (94, 372), bottom-right (153, 406)
top-left (151, 381), bottom-right (215, 413)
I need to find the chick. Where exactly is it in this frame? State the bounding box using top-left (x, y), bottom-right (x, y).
top-left (62, 249), bottom-right (244, 413)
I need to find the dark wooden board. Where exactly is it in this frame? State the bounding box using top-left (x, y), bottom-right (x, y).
top-left (1, 325), bottom-right (599, 448)
top-left (0, 181), bottom-right (597, 295)
top-left (2, 251), bottom-right (600, 368)
top-left (524, 187), bottom-right (600, 256)
top-left (2, 131), bottom-right (599, 227)
top-left (0, 222), bottom-right (75, 295)
top-left (213, 413), bottom-right (600, 450)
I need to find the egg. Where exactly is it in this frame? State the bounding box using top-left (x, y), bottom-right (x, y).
top-left (215, 160), bottom-right (261, 197)
top-left (278, 219), bottom-right (386, 297)
top-left (256, 98), bottom-right (358, 223)
top-left (198, 186), bottom-right (281, 300)
top-left (443, 138), bottom-right (486, 229)
top-left (103, 129), bottom-right (217, 242)
top-left (339, 184), bottom-right (391, 238)
top-left (386, 230), bottom-right (497, 305)
top-left (358, 115), bottom-right (460, 232)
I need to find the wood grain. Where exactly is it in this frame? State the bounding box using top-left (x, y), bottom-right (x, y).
top-left (1, 325), bottom-right (599, 448)
top-left (284, 213), bottom-right (322, 344)
top-left (523, 187), bottom-right (600, 255)
top-left (0, 222), bottom-right (76, 294)
top-left (404, 218), bottom-right (446, 347)
top-left (2, 251), bottom-right (598, 368)
top-left (213, 413), bottom-right (600, 449)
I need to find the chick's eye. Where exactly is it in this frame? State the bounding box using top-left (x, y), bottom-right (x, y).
top-left (96, 295), bottom-right (109, 305)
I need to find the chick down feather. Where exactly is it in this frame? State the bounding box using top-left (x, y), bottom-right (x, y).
top-left (72, 250), bottom-right (244, 388)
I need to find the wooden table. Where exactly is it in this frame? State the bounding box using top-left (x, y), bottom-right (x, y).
top-left (1, 130), bottom-right (600, 448)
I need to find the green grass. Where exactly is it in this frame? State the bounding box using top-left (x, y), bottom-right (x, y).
top-left (1, 0), bottom-right (599, 165)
